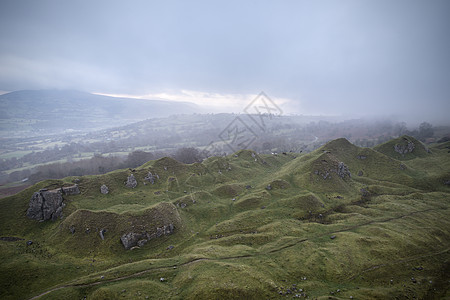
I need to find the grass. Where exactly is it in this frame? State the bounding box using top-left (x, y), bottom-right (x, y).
top-left (0, 137), bottom-right (449, 299)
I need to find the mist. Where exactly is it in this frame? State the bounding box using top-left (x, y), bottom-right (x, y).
top-left (0, 0), bottom-right (449, 123)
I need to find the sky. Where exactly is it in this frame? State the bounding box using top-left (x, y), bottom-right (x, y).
top-left (0, 0), bottom-right (449, 122)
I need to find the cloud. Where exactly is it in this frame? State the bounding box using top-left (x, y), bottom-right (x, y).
top-left (94, 90), bottom-right (295, 114)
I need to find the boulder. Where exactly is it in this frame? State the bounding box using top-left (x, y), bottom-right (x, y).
top-left (120, 223), bottom-right (175, 250)
top-left (26, 190), bottom-right (65, 221)
top-left (337, 162), bottom-right (351, 179)
top-left (144, 171), bottom-right (159, 184)
top-left (100, 184), bottom-right (109, 194)
top-left (99, 229), bottom-right (106, 240)
top-left (61, 185), bottom-right (80, 195)
top-left (394, 140), bottom-right (415, 155)
top-left (125, 174), bottom-right (137, 188)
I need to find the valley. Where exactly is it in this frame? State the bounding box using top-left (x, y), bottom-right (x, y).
top-left (0, 136), bottom-right (449, 299)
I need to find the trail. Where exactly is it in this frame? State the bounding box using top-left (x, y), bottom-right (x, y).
top-left (28, 207), bottom-right (445, 299)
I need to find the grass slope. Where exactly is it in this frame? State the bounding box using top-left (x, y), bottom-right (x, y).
top-left (0, 138), bottom-right (449, 299)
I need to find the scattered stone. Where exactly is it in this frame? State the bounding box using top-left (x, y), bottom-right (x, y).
top-left (357, 155), bottom-right (367, 160)
top-left (180, 203), bottom-right (187, 208)
top-left (399, 163), bottom-right (407, 170)
top-left (261, 206), bottom-right (266, 209)
top-left (73, 178), bottom-right (81, 184)
top-left (100, 184), bottom-right (109, 194)
top-left (358, 170), bottom-right (363, 176)
top-left (85, 228), bottom-right (90, 234)
top-left (125, 174), bottom-right (138, 188)
top-left (330, 235), bottom-right (336, 239)
top-left (99, 229), bottom-right (106, 240)
top-left (245, 185), bottom-right (252, 189)
top-left (26, 189), bottom-right (65, 221)
top-left (266, 184), bottom-right (272, 190)
top-left (232, 198), bottom-right (236, 201)
top-left (160, 277), bottom-right (165, 282)
top-left (167, 245), bottom-right (174, 250)
top-left (411, 277), bottom-right (417, 283)
top-left (444, 180), bottom-right (450, 186)
top-left (100, 275), bottom-right (104, 279)
top-left (69, 225), bottom-right (75, 234)
top-left (26, 240), bottom-right (33, 246)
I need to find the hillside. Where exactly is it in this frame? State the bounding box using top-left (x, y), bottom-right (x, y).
top-left (0, 137), bottom-right (449, 299)
top-left (0, 90), bottom-right (198, 136)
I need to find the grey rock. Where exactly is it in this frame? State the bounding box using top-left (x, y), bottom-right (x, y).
top-left (61, 185), bottom-right (80, 195)
top-left (100, 184), bottom-right (109, 194)
top-left (120, 223), bottom-right (175, 250)
top-left (144, 171), bottom-right (159, 184)
top-left (330, 235), bottom-right (336, 239)
top-left (125, 174), bottom-right (138, 188)
top-left (357, 170), bottom-right (363, 176)
top-left (337, 162), bottom-right (351, 179)
top-left (120, 232), bottom-right (145, 250)
top-left (266, 184), bottom-right (272, 190)
top-left (26, 240), bottom-right (33, 246)
top-left (69, 225), bottom-right (75, 234)
top-left (167, 245), bottom-right (174, 250)
top-left (99, 229), bottom-right (106, 240)
top-left (137, 239), bottom-right (148, 247)
top-left (26, 190), bottom-right (65, 221)
top-left (394, 140), bottom-right (415, 155)
top-left (357, 155), bottom-right (367, 159)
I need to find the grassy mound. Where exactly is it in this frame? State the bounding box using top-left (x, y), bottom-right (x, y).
top-left (1, 137), bottom-right (449, 299)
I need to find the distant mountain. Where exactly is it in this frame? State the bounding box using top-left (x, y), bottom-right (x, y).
top-left (0, 89), bottom-right (198, 136)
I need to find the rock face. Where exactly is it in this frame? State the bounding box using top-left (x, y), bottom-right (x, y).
top-left (26, 189), bottom-right (65, 221)
top-left (337, 162), bottom-right (351, 179)
top-left (120, 223), bottom-right (175, 250)
top-left (125, 174), bottom-right (137, 188)
top-left (144, 171), bottom-right (159, 184)
top-left (61, 185), bottom-right (80, 195)
top-left (100, 184), bottom-right (109, 194)
top-left (394, 140), bottom-right (415, 155)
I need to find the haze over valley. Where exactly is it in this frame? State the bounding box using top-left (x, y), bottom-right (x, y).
top-left (0, 1), bottom-right (449, 299)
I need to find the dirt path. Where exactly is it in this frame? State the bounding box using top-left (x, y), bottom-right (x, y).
top-left (28, 208), bottom-right (446, 299)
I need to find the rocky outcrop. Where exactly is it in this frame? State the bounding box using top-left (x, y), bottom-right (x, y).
top-left (125, 174), bottom-right (137, 188)
top-left (144, 171), bottom-right (159, 184)
top-left (61, 185), bottom-right (80, 195)
top-left (120, 223), bottom-right (174, 250)
top-left (100, 184), bottom-right (109, 194)
top-left (394, 141), bottom-right (415, 155)
top-left (26, 189), bottom-right (65, 221)
top-left (337, 162), bottom-right (351, 179)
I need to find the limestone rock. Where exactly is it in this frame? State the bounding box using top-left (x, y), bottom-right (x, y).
top-left (26, 190), bottom-right (65, 221)
top-left (337, 162), bottom-right (351, 179)
top-left (144, 171), bottom-right (159, 184)
top-left (120, 223), bottom-right (175, 250)
top-left (394, 140), bottom-right (415, 155)
top-left (100, 184), bottom-right (109, 194)
top-left (125, 174), bottom-right (137, 188)
top-left (99, 229), bottom-right (106, 240)
top-left (61, 185), bottom-right (80, 195)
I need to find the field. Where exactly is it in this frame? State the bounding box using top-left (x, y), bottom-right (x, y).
top-left (0, 136), bottom-right (449, 299)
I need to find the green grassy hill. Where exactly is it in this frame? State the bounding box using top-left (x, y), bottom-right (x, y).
top-left (1, 138), bottom-right (449, 299)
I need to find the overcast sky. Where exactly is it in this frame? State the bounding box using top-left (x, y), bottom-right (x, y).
top-left (0, 0), bottom-right (449, 122)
